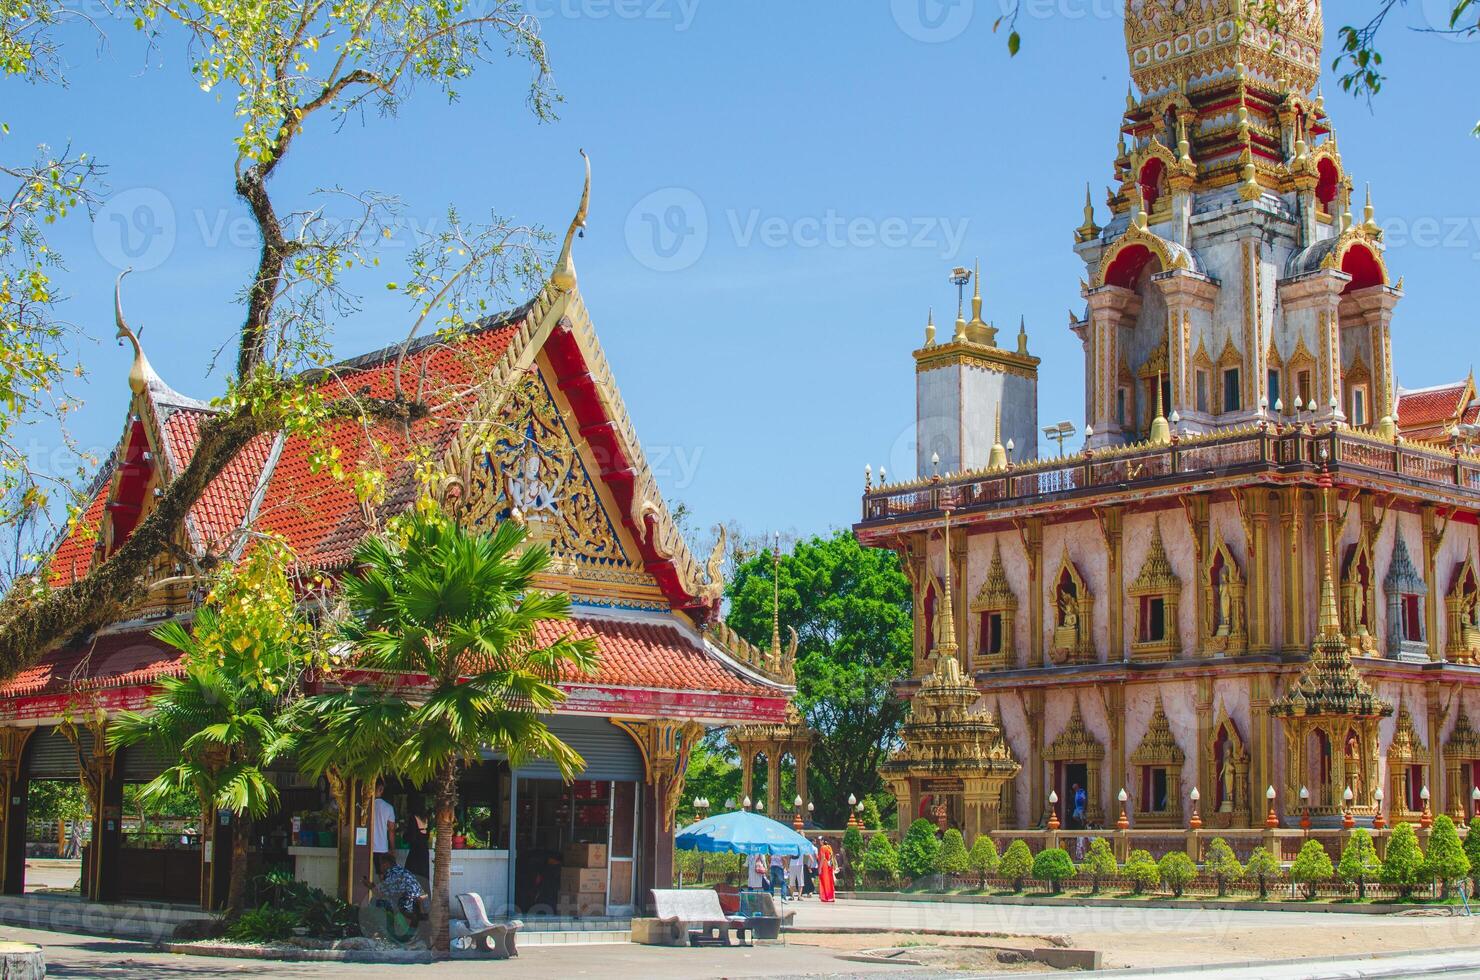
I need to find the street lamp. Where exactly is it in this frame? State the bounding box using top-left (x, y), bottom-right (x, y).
top-left (1420, 785), bottom-right (1432, 829)
top-left (1299, 786), bottom-right (1311, 832)
top-left (1471, 786), bottom-right (1479, 820)
top-left (793, 795), bottom-right (805, 831)
top-left (1189, 786), bottom-right (1202, 830)
top-left (695, 797), bottom-right (711, 820)
top-left (1265, 785), bottom-right (1279, 829)
top-left (742, 796), bottom-right (752, 811)
top-left (846, 794), bottom-right (858, 830)
top-left (1342, 786), bottom-right (1355, 829)
top-left (1117, 788), bottom-right (1130, 831)
top-left (1047, 790), bottom-right (1061, 832)
top-left (1044, 421), bottom-right (1077, 457)
top-left (1374, 786), bottom-right (1385, 830)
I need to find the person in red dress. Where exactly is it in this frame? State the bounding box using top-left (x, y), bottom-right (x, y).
top-left (816, 838), bottom-right (837, 903)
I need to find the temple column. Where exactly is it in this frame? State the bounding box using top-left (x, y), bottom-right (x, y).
top-left (1423, 506), bottom-right (1443, 662)
top-left (78, 725), bottom-right (122, 903)
top-left (1153, 271), bottom-right (1219, 424)
top-left (1184, 496), bottom-right (1210, 654)
top-left (1100, 506), bottom-right (1125, 662)
top-left (613, 718), bottom-right (703, 904)
top-left (1278, 271), bottom-right (1348, 424)
top-left (795, 744), bottom-right (811, 812)
top-left (739, 752), bottom-right (754, 806)
top-left (1249, 674), bottom-right (1273, 824)
top-left (1243, 490), bottom-right (1275, 653)
top-left (1280, 488), bottom-right (1308, 654)
top-left (1084, 286), bottom-right (1141, 448)
top-left (1025, 519), bottom-right (1044, 668)
top-left (1195, 677), bottom-right (1214, 813)
top-left (1025, 689), bottom-right (1045, 829)
top-left (1340, 284), bottom-right (1401, 422)
top-left (1107, 683), bottom-right (1127, 812)
top-left (766, 752), bottom-right (782, 820)
top-left (0, 728), bottom-right (31, 896)
top-left (1427, 681), bottom-right (1446, 819)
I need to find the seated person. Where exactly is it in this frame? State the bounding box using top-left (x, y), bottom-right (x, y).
top-left (363, 853), bottom-right (427, 944)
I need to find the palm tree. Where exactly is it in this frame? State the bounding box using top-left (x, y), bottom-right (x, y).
top-left (296, 508), bottom-right (597, 954)
top-left (108, 541), bottom-right (307, 915)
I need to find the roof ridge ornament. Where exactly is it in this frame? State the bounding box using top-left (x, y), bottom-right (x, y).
top-left (114, 269), bottom-right (151, 397)
top-left (550, 148), bottom-right (591, 293)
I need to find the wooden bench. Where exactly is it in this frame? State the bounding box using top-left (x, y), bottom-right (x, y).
top-left (449, 893), bottom-right (521, 958)
top-left (649, 889), bottom-right (750, 947)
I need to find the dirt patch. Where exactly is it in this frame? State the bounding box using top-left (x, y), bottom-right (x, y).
top-left (856, 944), bottom-right (1056, 972)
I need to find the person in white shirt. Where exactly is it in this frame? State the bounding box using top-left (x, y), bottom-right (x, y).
top-left (371, 779), bottom-right (396, 858)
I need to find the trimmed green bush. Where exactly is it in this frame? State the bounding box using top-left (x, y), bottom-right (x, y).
top-left (1381, 821), bottom-right (1425, 898)
top-left (1205, 837), bottom-right (1243, 897)
top-left (934, 828), bottom-right (970, 875)
top-left (1124, 848), bottom-right (1160, 895)
top-left (1080, 838), bottom-right (1118, 895)
top-left (860, 832), bottom-right (900, 883)
top-left (1290, 839), bottom-right (1334, 899)
top-left (1337, 828), bottom-right (1380, 899)
top-left (1032, 847), bottom-right (1075, 894)
top-left (1243, 845), bottom-right (1282, 900)
top-left (1465, 816), bottom-right (1480, 889)
top-left (999, 839), bottom-right (1034, 893)
top-left (1425, 814), bottom-right (1471, 899)
top-left (1158, 851), bottom-right (1196, 897)
top-left (842, 824), bottom-right (866, 876)
top-left (968, 834), bottom-right (1000, 877)
top-left (862, 797), bottom-right (884, 832)
top-left (899, 819), bottom-right (941, 880)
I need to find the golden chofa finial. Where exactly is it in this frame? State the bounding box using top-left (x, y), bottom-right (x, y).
top-left (1075, 183), bottom-right (1100, 243)
top-left (114, 268), bottom-right (151, 396)
top-left (550, 148), bottom-right (591, 293)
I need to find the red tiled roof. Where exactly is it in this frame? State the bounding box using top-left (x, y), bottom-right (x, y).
top-left (1398, 382), bottom-right (1470, 431)
top-left (534, 617), bottom-right (775, 697)
top-left (0, 630), bottom-right (183, 698)
top-left (48, 475), bottom-right (111, 586)
top-left (161, 409), bottom-right (279, 551)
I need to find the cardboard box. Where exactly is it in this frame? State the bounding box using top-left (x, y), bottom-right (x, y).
top-left (557, 892), bottom-right (607, 917)
top-left (559, 867), bottom-right (607, 894)
top-left (563, 843), bottom-right (607, 868)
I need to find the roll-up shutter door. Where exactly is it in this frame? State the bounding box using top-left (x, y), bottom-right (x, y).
top-left (25, 727), bottom-right (90, 780)
top-left (511, 714), bottom-right (643, 782)
top-left (119, 741), bottom-right (175, 782)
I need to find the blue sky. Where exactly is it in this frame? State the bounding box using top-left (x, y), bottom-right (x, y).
top-left (7, 1), bottom-right (1478, 546)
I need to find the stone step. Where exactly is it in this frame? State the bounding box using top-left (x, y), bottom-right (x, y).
top-left (518, 930), bottom-right (630, 946)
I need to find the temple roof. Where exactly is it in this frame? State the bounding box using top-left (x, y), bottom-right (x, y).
top-left (1397, 376), bottom-right (1478, 443)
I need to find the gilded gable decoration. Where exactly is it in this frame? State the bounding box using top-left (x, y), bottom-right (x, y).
top-left (1128, 517), bottom-right (1181, 661)
top-left (1384, 534), bottom-right (1428, 660)
top-left (1385, 705), bottom-right (1429, 820)
top-left (1203, 530), bottom-right (1247, 655)
top-left (969, 541), bottom-right (1018, 670)
top-left (1050, 548), bottom-right (1095, 665)
top-left (466, 371), bottom-right (633, 572)
top-left (1130, 695), bottom-right (1185, 826)
top-left (1205, 709), bottom-right (1249, 828)
top-left (1043, 699), bottom-right (1105, 827)
top-left (1444, 708), bottom-right (1480, 821)
top-left (1444, 551), bottom-right (1480, 664)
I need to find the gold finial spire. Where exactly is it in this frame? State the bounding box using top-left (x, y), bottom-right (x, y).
top-left (988, 404), bottom-right (1008, 471)
top-left (936, 508), bottom-right (959, 661)
top-left (1132, 184), bottom-right (1149, 230)
top-left (1149, 372), bottom-right (1171, 444)
top-left (770, 532), bottom-right (782, 659)
top-left (1317, 468), bottom-right (1343, 639)
top-left (924, 307), bottom-right (936, 346)
top-left (969, 258), bottom-right (985, 326)
top-left (1076, 183), bottom-right (1101, 243)
top-left (550, 149), bottom-right (591, 293)
top-left (1017, 315), bottom-right (1029, 355)
top-left (1362, 183), bottom-right (1380, 235)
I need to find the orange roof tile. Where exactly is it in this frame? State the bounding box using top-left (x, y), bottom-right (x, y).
top-left (0, 630), bottom-right (183, 698)
top-left (532, 616), bottom-right (776, 698)
top-left (1398, 382), bottom-right (1470, 431)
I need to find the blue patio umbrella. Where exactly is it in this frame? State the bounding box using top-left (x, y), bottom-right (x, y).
top-left (675, 809), bottom-right (818, 857)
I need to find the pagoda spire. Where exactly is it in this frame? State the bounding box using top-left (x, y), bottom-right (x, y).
top-left (924, 307), bottom-right (936, 346)
top-left (1316, 464), bottom-right (1343, 640)
top-left (770, 532), bottom-right (782, 660)
top-left (969, 258), bottom-right (985, 325)
top-left (988, 405), bottom-right (1008, 471)
top-left (935, 508), bottom-right (960, 662)
top-left (1149, 372), bottom-right (1171, 444)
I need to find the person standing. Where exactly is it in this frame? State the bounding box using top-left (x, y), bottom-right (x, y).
top-left (403, 807), bottom-right (430, 882)
top-left (787, 851), bottom-right (805, 897)
top-left (768, 848), bottom-right (790, 900)
top-left (816, 838), bottom-right (837, 903)
top-left (371, 779), bottom-right (397, 861)
top-left (749, 850), bottom-right (767, 890)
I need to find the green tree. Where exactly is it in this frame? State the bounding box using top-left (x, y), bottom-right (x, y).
top-left (1381, 822), bottom-right (1426, 898)
top-left (842, 824), bottom-right (866, 877)
top-left (1032, 847), bottom-right (1075, 894)
top-left (1080, 838), bottom-right (1118, 895)
top-left (0, 0), bottom-right (560, 675)
top-left (1125, 849), bottom-right (1160, 895)
top-left (860, 833), bottom-right (900, 884)
top-left (675, 739), bottom-right (741, 827)
top-left (1337, 828), bottom-right (1381, 899)
top-left (294, 510), bottom-right (597, 954)
top-left (1464, 817), bottom-right (1480, 889)
top-left (861, 797), bottom-right (885, 831)
top-left (899, 818), bottom-right (941, 880)
top-left (968, 834), bottom-right (1000, 878)
top-left (1243, 846), bottom-right (1283, 900)
top-left (1205, 838), bottom-right (1243, 898)
top-left (108, 538), bottom-right (313, 916)
top-left (1158, 851), bottom-right (1196, 898)
top-left (999, 839), bottom-right (1034, 893)
top-left (934, 828), bottom-right (970, 875)
top-left (726, 532), bottom-right (911, 826)
top-left (1290, 839), bottom-right (1335, 900)
top-left (1425, 814), bottom-right (1471, 900)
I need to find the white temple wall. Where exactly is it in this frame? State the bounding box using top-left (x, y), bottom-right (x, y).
top-left (1042, 517), bottom-right (1109, 660)
top-left (994, 691), bottom-right (1033, 827)
top-left (964, 529), bottom-right (1034, 669)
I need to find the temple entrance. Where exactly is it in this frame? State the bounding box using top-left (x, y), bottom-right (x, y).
top-left (1055, 762), bottom-right (1090, 829)
top-left (512, 778), bottom-right (638, 916)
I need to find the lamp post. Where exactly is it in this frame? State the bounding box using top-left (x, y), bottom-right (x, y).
top-left (695, 797), bottom-right (711, 820)
top-left (1420, 785), bottom-right (1432, 829)
top-left (807, 801), bottom-right (815, 828)
top-left (1117, 788), bottom-right (1130, 831)
top-left (742, 795), bottom-right (752, 811)
top-left (1265, 785), bottom-right (1279, 829)
top-left (1471, 786), bottom-right (1480, 820)
top-left (1373, 786), bottom-right (1385, 830)
top-left (1189, 787), bottom-right (1202, 830)
top-left (846, 794), bottom-right (858, 830)
top-left (1047, 790), bottom-right (1061, 831)
top-left (1299, 786), bottom-right (1311, 832)
top-left (1342, 786), bottom-right (1355, 829)
top-left (793, 795), bottom-right (805, 831)
top-left (857, 799), bottom-right (868, 831)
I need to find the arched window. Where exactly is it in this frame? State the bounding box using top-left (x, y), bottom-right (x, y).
top-left (1315, 157), bottom-right (1339, 213)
